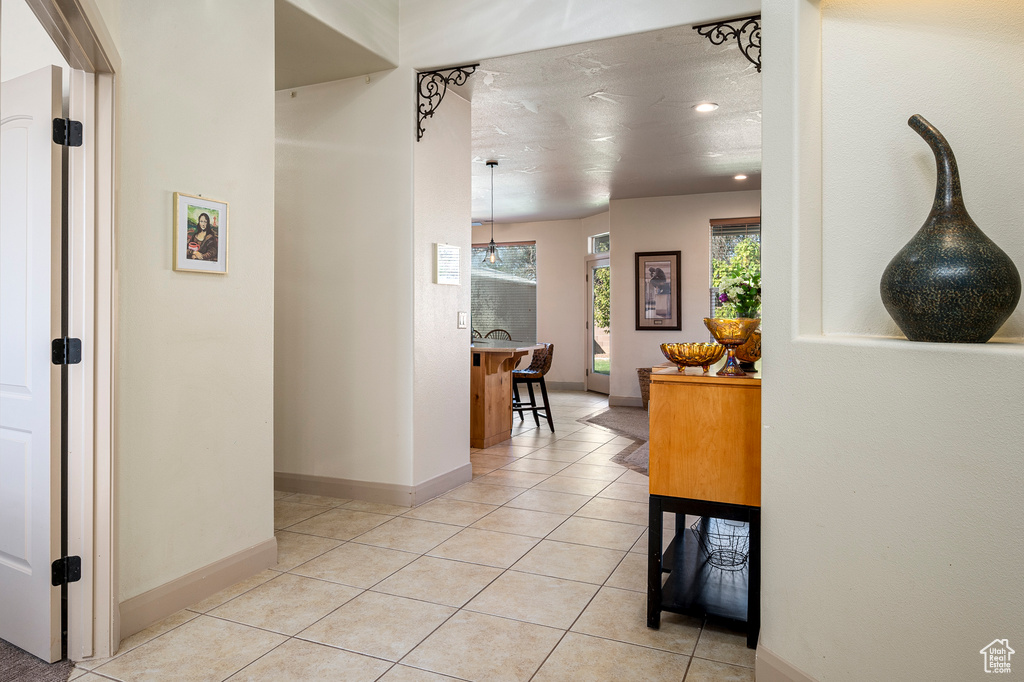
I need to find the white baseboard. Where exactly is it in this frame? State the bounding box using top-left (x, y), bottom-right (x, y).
top-left (547, 381), bottom-right (585, 391)
top-left (118, 537), bottom-right (277, 643)
top-left (756, 645), bottom-right (819, 682)
top-left (609, 395), bottom-right (644, 407)
top-left (274, 463), bottom-right (472, 508)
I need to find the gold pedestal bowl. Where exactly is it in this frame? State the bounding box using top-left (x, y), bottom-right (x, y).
top-left (660, 342), bottom-right (725, 374)
top-left (735, 329), bottom-right (762, 366)
top-left (703, 318), bottom-right (760, 377)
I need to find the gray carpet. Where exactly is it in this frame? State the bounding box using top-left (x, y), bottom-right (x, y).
top-left (580, 406), bottom-right (650, 475)
top-left (0, 639), bottom-right (72, 682)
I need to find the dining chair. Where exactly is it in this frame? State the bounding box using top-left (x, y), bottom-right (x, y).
top-left (512, 343), bottom-right (555, 432)
top-left (484, 329), bottom-right (512, 340)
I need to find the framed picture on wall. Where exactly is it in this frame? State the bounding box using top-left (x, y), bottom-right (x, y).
top-left (173, 192), bottom-right (228, 274)
top-left (635, 251), bottom-right (681, 330)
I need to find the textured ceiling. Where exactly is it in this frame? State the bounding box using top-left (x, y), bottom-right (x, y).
top-left (459, 23), bottom-right (762, 224)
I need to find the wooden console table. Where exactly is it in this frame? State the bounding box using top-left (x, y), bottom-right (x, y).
top-left (646, 369), bottom-right (761, 648)
top-left (469, 345), bottom-right (531, 449)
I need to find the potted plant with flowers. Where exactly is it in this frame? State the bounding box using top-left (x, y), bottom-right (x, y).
top-left (706, 238), bottom-right (761, 376)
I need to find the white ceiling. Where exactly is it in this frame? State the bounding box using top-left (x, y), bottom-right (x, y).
top-left (453, 23), bottom-right (762, 225)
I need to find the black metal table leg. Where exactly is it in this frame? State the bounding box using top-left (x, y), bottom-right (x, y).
top-left (647, 495), bottom-right (663, 628)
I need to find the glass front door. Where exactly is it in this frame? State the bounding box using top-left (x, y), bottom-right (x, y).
top-left (587, 258), bottom-right (610, 394)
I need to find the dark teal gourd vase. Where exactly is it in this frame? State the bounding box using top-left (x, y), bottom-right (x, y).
top-left (880, 115), bottom-right (1020, 343)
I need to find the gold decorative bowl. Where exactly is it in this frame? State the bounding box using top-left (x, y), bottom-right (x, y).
top-left (735, 329), bottom-right (762, 364)
top-left (703, 317), bottom-right (760, 376)
top-left (660, 342), bottom-right (725, 373)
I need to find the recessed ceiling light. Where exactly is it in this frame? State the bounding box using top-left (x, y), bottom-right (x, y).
top-left (693, 102), bottom-right (719, 113)
top-left (734, 174), bottom-right (748, 181)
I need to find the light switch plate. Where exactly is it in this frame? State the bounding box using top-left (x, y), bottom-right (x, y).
top-left (458, 312), bottom-right (468, 329)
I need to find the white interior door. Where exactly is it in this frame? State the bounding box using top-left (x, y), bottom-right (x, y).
top-left (586, 258), bottom-right (610, 394)
top-left (0, 65), bottom-right (63, 662)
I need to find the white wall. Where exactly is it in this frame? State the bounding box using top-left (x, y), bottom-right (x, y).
top-left (609, 191), bottom-right (761, 401)
top-left (115, 0), bottom-right (276, 600)
top-left (275, 68), bottom-right (415, 488)
top-left (760, 2), bottom-right (1024, 680)
top-left (413, 92), bottom-right (472, 486)
top-left (472, 219), bottom-right (587, 387)
top-left (1, 0), bottom-right (69, 84)
top-left (285, 0), bottom-right (399, 65)
top-left (399, 0), bottom-right (760, 67)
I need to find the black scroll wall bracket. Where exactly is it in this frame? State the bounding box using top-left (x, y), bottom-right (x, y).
top-left (417, 64), bottom-right (479, 141)
top-left (693, 15), bottom-right (761, 73)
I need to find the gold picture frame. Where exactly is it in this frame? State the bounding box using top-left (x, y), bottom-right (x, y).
top-left (173, 192), bottom-right (228, 274)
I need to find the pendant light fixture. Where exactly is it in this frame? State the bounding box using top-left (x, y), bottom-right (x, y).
top-left (482, 160), bottom-right (502, 266)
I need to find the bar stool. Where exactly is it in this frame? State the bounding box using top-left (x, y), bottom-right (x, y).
top-left (512, 343), bottom-right (555, 432)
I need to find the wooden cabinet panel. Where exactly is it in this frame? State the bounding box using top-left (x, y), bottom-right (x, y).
top-left (648, 372), bottom-right (760, 506)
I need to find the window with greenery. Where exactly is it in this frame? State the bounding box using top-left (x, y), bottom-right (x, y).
top-left (471, 242), bottom-right (537, 343)
top-left (710, 218), bottom-right (761, 318)
top-left (591, 233), bottom-right (610, 254)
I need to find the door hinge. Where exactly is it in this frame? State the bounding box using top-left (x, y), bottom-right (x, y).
top-left (51, 556), bottom-right (82, 586)
top-left (52, 337), bottom-right (82, 365)
top-left (586, 368), bottom-right (590, 376)
top-left (52, 118), bottom-right (83, 147)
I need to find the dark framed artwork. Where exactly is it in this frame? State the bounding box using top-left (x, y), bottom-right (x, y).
top-left (635, 251), bottom-right (681, 330)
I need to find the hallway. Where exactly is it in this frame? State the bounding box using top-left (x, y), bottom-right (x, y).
top-left (73, 392), bottom-right (754, 681)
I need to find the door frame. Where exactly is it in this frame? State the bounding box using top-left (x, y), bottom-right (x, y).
top-left (584, 254), bottom-right (610, 394)
top-left (13, 0), bottom-right (121, 661)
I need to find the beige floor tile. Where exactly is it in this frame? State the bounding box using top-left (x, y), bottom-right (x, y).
top-left (556, 430), bottom-right (615, 443)
top-left (685, 657), bottom-right (755, 682)
top-left (471, 453), bottom-right (518, 469)
top-left (511, 539), bottom-right (625, 584)
top-left (403, 497), bottom-right (498, 526)
top-left (286, 508), bottom-right (392, 540)
top-left (576, 497), bottom-right (649, 525)
top-left (290, 542), bottom-right (417, 588)
top-left (274, 500), bottom-right (327, 529)
top-left (541, 439), bottom-right (598, 453)
top-left (572, 587), bottom-right (701, 654)
top-left (500, 458), bottom-right (570, 475)
top-left (598, 481), bottom-right (649, 503)
top-left (299, 591), bottom-right (455, 662)
top-left (574, 452), bottom-right (622, 467)
top-left (285, 493), bottom-right (350, 508)
top-left (535, 632), bottom-right (690, 682)
top-left (377, 665), bottom-right (462, 681)
top-left (443, 482), bottom-right (527, 505)
top-left (427, 527), bottom-right (539, 568)
top-left (187, 570), bottom-right (279, 613)
top-left (472, 463), bottom-right (499, 476)
top-left (465, 570), bottom-right (598, 629)
top-left (503, 489), bottom-right (590, 515)
top-left (273, 491), bottom-right (293, 500)
top-left (478, 444), bottom-right (539, 457)
top-left (475, 469), bottom-right (551, 488)
top-left (273, 531), bottom-right (342, 572)
top-left (95, 615), bottom-right (285, 681)
top-left (547, 516), bottom-right (646, 551)
top-left (227, 637), bottom-right (390, 681)
top-left (69, 673), bottom-right (107, 681)
top-left (693, 623), bottom-right (756, 668)
top-left (75, 609), bottom-right (200, 670)
top-left (605, 551), bottom-right (648, 592)
top-left (509, 433), bottom-right (559, 446)
top-left (352, 516), bottom-right (461, 553)
top-left (402, 611), bottom-right (563, 682)
top-left (342, 499), bottom-right (411, 515)
top-left (617, 469), bottom-right (650, 485)
top-left (589, 442), bottom-right (635, 455)
top-left (470, 506), bottom-right (569, 538)
top-left (372, 556), bottom-right (502, 607)
top-left (209, 573), bottom-right (361, 635)
top-left (559, 462), bottom-right (624, 481)
top-left (523, 448), bottom-right (588, 463)
top-left (533, 475), bottom-right (610, 496)
top-left (631, 528), bottom-right (649, 554)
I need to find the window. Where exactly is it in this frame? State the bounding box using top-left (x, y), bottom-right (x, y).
top-left (471, 242), bottom-right (537, 343)
top-left (710, 217), bottom-right (761, 317)
top-left (590, 233), bottom-right (610, 254)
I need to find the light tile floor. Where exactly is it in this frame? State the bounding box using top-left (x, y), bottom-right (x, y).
top-left (74, 391), bottom-right (754, 682)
